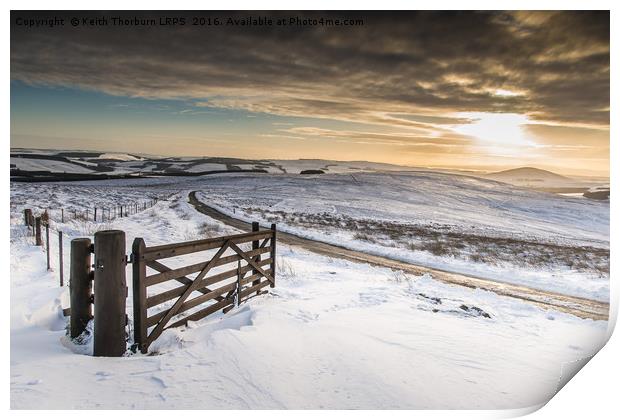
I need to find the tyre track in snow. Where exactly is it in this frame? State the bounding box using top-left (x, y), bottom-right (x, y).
top-left (188, 191), bottom-right (608, 321)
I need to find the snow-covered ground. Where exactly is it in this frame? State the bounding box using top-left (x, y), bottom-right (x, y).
top-left (270, 159), bottom-right (414, 174)
top-left (196, 172), bottom-right (610, 302)
top-left (9, 176), bottom-right (610, 409)
top-left (98, 153), bottom-right (143, 161)
top-left (9, 182), bottom-right (175, 225)
top-left (11, 157), bottom-right (95, 173)
top-left (175, 162), bottom-right (227, 172)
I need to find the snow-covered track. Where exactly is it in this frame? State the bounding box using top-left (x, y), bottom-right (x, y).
top-left (189, 191), bottom-right (608, 321)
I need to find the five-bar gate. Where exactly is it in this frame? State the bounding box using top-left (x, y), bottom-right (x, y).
top-left (131, 223), bottom-right (276, 353)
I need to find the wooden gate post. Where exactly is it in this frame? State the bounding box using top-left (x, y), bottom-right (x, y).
top-left (93, 230), bottom-right (127, 357)
top-left (251, 222), bottom-right (260, 292)
top-left (35, 217), bottom-right (42, 246)
top-left (70, 238), bottom-right (92, 338)
top-left (270, 223), bottom-right (277, 287)
top-left (132, 238), bottom-right (148, 353)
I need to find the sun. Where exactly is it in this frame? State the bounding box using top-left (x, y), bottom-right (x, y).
top-left (451, 112), bottom-right (537, 149)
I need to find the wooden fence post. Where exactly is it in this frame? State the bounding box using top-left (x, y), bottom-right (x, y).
top-left (132, 238), bottom-right (148, 354)
top-left (35, 217), bottom-right (42, 246)
top-left (270, 223), bottom-right (277, 288)
top-left (93, 230), bottom-right (127, 357)
top-left (61, 208), bottom-right (64, 223)
top-left (236, 260), bottom-right (242, 306)
top-left (70, 238), bottom-right (92, 339)
top-left (46, 223), bottom-right (51, 270)
top-left (251, 222), bottom-right (260, 292)
top-left (94, 208), bottom-right (97, 222)
top-left (24, 209), bottom-right (32, 226)
top-left (59, 231), bottom-right (64, 286)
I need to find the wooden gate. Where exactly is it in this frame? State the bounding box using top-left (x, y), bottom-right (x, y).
top-left (132, 223), bottom-right (276, 353)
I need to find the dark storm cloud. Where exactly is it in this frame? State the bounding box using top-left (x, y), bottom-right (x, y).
top-left (11, 10), bottom-right (609, 127)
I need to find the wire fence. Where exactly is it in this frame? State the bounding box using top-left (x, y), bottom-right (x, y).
top-left (21, 193), bottom-right (174, 287)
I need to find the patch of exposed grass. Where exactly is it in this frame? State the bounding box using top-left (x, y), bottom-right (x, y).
top-left (277, 257), bottom-right (296, 278)
top-left (198, 221), bottom-right (222, 237)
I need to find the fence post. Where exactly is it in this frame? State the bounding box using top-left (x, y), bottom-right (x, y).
top-left (45, 223), bottom-right (51, 270)
top-left (35, 217), bottom-right (42, 246)
top-left (236, 260), bottom-right (242, 306)
top-left (93, 230), bottom-right (127, 357)
top-left (94, 207), bottom-right (97, 222)
top-left (270, 223), bottom-right (277, 288)
top-left (58, 231), bottom-right (64, 286)
top-left (70, 238), bottom-right (92, 338)
top-left (24, 209), bottom-right (32, 226)
top-left (61, 208), bottom-right (64, 223)
top-left (132, 238), bottom-right (148, 354)
top-left (251, 222), bottom-right (260, 292)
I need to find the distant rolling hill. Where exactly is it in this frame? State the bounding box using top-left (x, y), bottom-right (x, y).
top-left (9, 149), bottom-right (609, 199)
top-left (482, 167), bottom-right (586, 190)
top-left (9, 148), bottom-right (418, 182)
top-left (485, 167), bottom-right (570, 183)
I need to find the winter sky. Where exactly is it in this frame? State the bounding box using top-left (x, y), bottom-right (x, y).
top-left (10, 11), bottom-right (609, 176)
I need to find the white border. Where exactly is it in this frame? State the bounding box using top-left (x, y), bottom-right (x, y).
top-left (3, 2), bottom-right (616, 418)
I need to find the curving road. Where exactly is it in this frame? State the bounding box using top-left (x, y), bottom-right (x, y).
top-left (188, 191), bottom-right (609, 321)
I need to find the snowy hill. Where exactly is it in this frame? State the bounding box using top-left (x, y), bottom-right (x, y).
top-left (486, 167), bottom-right (570, 183)
top-left (481, 166), bottom-right (596, 191)
top-left (198, 171), bottom-right (609, 301)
